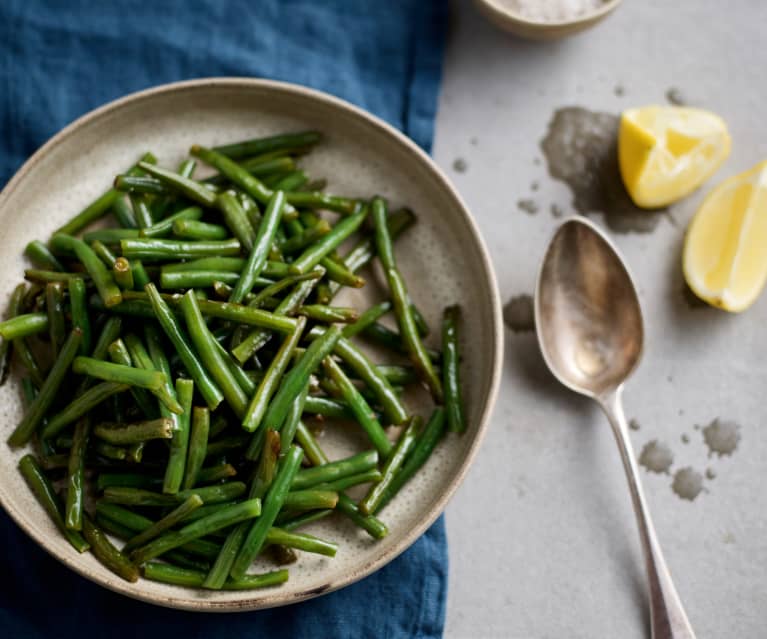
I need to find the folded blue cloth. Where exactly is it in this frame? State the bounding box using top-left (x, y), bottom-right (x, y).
top-left (0, 1), bottom-right (449, 637)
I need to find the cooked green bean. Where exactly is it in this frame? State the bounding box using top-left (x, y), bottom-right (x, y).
top-left (359, 416), bottom-right (419, 515)
top-left (230, 445), bottom-right (302, 579)
top-left (213, 131), bottom-right (321, 159)
top-left (342, 301), bottom-right (392, 338)
top-left (139, 206), bottom-right (203, 238)
top-left (24, 269), bottom-right (88, 284)
top-left (112, 194), bottom-right (138, 228)
top-left (103, 482), bottom-right (245, 507)
top-left (273, 170), bottom-right (308, 192)
top-left (311, 469), bottom-right (382, 493)
top-left (112, 257), bottom-right (134, 290)
top-left (172, 219), bottom-right (229, 240)
top-left (97, 473), bottom-right (161, 492)
top-left (283, 489), bottom-right (338, 510)
top-left (105, 339), bottom-right (157, 419)
top-left (196, 463), bottom-right (237, 484)
top-left (55, 152), bottom-right (156, 236)
top-left (68, 278), bottom-right (91, 355)
top-left (298, 304), bottom-right (358, 324)
top-left (25, 240), bottom-right (64, 271)
top-left (243, 316), bottom-right (306, 433)
top-left (277, 508), bottom-right (333, 531)
top-left (249, 272), bottom-right (323, 309)
top-left (303, 395), bottom-right (351, 419)
top-left (216, 191), bottom-right (256, 251)
top-left (94, 418), bottom-right (174, 444)
top-left (362, 321), bottom-right (441, 362)
top-left (131, 498), bottom-right (261, 564)
top-left (41, 381), bottom-right (129, 440)
top-left (442, 305), bottom-right (466, 433)
top-left (163, 378), bottom-right (194, 495)
top-left (376, 407), bottom-right (447, 512)
top-left (121, 237), bottom-right (241, 261)
top-left (51, 234), bottom-right (122, 307)
top-left (289, 207), bottom-right (367, 275)
top-left (82, 228), bottom-right (140, 244)
top-left (19, 454), bottom-right (90, 552)
top-left (130, 193), bottom-right (154, 228)
top-left (115, 175), bottom-right (167, 195)
top-left (292, 450), bottom-right (379, 490)
top-left (0, 312), bottom-right (48, 340)
top-left (123, 494), bottom-right (204, 554)
top-left (136, 161), bottom-right (217, 207)
top-left (278, 382), bottom-right (308, 452)
top-left (72, 357), bottom-right (176, 409)
top-left (8, 328), bottom-right (82, 446)
top-left (183, 406), bottom-right (210, 490)
top-left (279, 220), bottom-right (330, 254)
top-left (65, 417), bottom-right (90, 531)
top-left (180, 291), bottom-right (248, 418)
top-left (265, 527), bottom-right (337, 557)
top-left (82, 516), bottom-right (140, 582)
top-left (145, 283), bottom-right (223, 410)
top-left (144, 562), bottom-right (288, 590)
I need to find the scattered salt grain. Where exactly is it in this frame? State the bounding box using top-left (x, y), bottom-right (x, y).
top-left (503, 0), bottom-right (607, 23)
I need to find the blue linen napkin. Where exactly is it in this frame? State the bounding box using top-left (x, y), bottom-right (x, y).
top-left (0, 1), bottom-right (449, 637)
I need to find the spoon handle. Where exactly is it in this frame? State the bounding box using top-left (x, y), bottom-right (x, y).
top-left (600, 388), bottom-right (696, 639)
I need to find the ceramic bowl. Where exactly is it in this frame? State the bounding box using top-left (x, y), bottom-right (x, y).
top-left (474, 0), bottom-right (623, 40)
top-left (0, 78), bottom-right (502, 611)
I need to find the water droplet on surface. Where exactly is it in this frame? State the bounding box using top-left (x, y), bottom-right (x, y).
top-left (681, 433), bottom-right (690, 444)
top-left (614, 85), bottom-right (625, 97)
top-left (452, 157), bottom-right (468, 173)
top-left (540, 106), bottom-right (666, 233)
top-left (628, 418), bottom-right (640, 431)
top-left (665, 87), bottom-right (687, 106)
top-left (639, 440), bottom-right (674, 474)
top-left (503, 295), bottom-right (535, 333)
top-left (672, 467), bottom-right (704, 501)
top-left (530, 181), bottom-right (539, 192)
top-left (517, 198), bottom-right (539, 215)
top-left (550, 203), bottom-right (564, 218)
top-left (705, 468), bottom-right (716, 480)
top-left (703, 419), bottom-right (741, 457)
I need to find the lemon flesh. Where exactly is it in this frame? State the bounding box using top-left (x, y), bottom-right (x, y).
top-left (619, 105), bottom-right (731, 208)
top-left (683, 160), bottom-right (767, 312)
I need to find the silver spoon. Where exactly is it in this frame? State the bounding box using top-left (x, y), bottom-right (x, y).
top-left (534, 216), bottom-right (696, 639)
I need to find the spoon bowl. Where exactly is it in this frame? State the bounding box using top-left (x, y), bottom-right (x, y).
top-left (535, 216), bottom-right (643, 399)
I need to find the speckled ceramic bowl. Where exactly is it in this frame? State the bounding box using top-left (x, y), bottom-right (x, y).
top-left (474, 0), bottom-right (622, 40)
top-left (0, 78), bottom-right (502, 611)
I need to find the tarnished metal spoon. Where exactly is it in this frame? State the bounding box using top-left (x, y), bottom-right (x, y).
top-left (534, 216), bottom-right (696, 639)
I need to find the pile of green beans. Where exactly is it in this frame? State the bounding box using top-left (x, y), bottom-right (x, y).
top-left (3, 130), bottom-right (466, 591)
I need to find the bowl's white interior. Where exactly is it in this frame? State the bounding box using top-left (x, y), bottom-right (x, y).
top-left (0, 79), bottom-right (501, 611)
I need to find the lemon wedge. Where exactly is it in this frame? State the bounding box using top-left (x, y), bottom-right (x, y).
top-left (683, 160), bottom-right (767, 312)
top-left (619, 105), bottom-right (731, 208)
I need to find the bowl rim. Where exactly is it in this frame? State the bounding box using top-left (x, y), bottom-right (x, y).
top-left (0, 77), bottom-right (504, 612)
top-left (477, 0), bottom-right (622, 28)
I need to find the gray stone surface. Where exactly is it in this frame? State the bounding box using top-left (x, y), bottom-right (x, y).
top-left (434, 1), bottom-right (767, 637)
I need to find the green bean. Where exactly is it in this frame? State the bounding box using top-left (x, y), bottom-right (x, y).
top-left (105, 339), bottom-right (157, 419)
top-left (278, 382), bottom-right (308, 452)
top-left (183, 407), bottom-right (210, 489)
top-left (273, 170), bottom-right (308, 192)
top-left (252, 429), bottom-right (281, 499)
top-left (172, 219), bottom-right (229, 241)
top-left (285, 191), bottom-right (358, 215)
top-left (114, 175), bottom-right (167, 195)
top-left (303, 395), bottom-right (351, 419)
top-left (342, 301), bottom-right (391, 339)
top-left (214, 131), bottom-right (321, 159)
top-left (103, 482), bottom-right (246, 507)
top-left (283, 489), bottom-right (338, 510)
top-left (19, 454), bottom-right (90, 552)
top-left (123, 495), bottom-right (204, 554)
top-left (230, 445), bottom-right (302, 579)
top-left (322, 356), bottom-right (392, 457)
top-left (5, 285), bottom-right (44, 387)
top-left (410, 302), bottom-right (430, 337)
top-left (139, 206), bottom-right (203, 238)
top-left (164, 378), bottom-right (194, 494)
top-left (236, 154), bottom-right (297, 178)
top-left (150, 159), bottom-right (197, 219)
top-left (279, 220), bottom-right (330, 255)
top-left (289, 207), bottom-right (367, 275)
top-left (160, 269), bottom-right (238, 289)
top-left (51, 234), bottom-right (122, 307)
top-left (121, 238), bottom-right (241, 261)
top-left (96, 473), bottom-right (160, 491)
top-left (82, 228), bottom-right (140, 244)
top-left (249, 272), bottom-right (323, 309)
top-left (359, 416), bottom-right (419, 515)
top-left (261, 325), bottom-right (342, 433)
top-left (8, 328), bottom-right (82, 446)
top-left (204, 434), bottom-right (250, 458)
top-left (362, 321), bottom-right (441, 362)
top-left (68, 278), bottom-right (91, 355)
top-left (294, 421), bottom-right (328, 467)
top-left (375, 365), bottom-right (419, 386)
top-left (94, 417), bottom-right (174, 444)
top-left (82, 516), bottom-right (140, 582)
top-left (112, 194), bottom-right (138, 228)
top-left (376, 407), bottom-right (447, 512)
top-left (318, 255), bottom-right (365, 288)
top-left (265, 527), bottom-right (337, 557)
top-left (0, 313), bottom-right (48, 340)
top-left (442, 305), bottom-right (466, 432)
top-left (24, 270), bottom-right (88, 284)
top-left (41, 382), bottom-right (129, 442)
top-left (25, 240), bottom-right (64, 271)
top-left (180, 291), bottom-right (248, 418)
top-left (144, 562), bottom-right (288, 590)
top-left (131, 260), bottom-right (151, 289)
top-left (243, 316), bottom-right (306, 433)
top-left (90, 240), bottom-right (117, 267)
top-left (298, 305), bottom-right (358, 324)
top-left (311, 469), bottom-right (382, 493)
top-left (112, 257), bottom-right (133, 290)
top-left (145, 283), bottom-right (223, 410)
top-left (136, 161), bottom-right (217, 207)
top-left (130, 194), bottom-right (154, 228)
top-left (229, 190), bottom-right (285, 304)
top-left (372, 199), bottom-right (442, 401)
top-left (162, 257), bottom-right (289, 280)
top-left (196, 463), bottom-right (237, 484)
top-left (64, 417), bottom-right (89, 530)
top-left (216, 191), bottom-right (256, 251)
top-left (277, 509), bottom-right (333, 531)
top-left (292, 450), bottom-right (379, 490)
top-left (131, 498), bottom-right (261, 564)
top-left (55, 152), bottom-right (156, 236)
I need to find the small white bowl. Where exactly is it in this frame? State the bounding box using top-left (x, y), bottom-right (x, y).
top-left (474, 0), bottom-right (623, 40)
